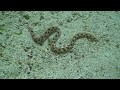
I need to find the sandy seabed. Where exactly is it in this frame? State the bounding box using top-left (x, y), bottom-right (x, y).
top-left (0, 11), bottom-right (120, 79)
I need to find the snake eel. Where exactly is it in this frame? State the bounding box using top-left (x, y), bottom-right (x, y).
top-left (28, 26), bottom-right (98, 54)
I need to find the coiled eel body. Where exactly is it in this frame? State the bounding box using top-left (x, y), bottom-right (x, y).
top-left (28, 26), bottom-right (98, 54)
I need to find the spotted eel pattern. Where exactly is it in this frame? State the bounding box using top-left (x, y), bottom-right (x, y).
top-left (28, 26), bottom-right (98, 54)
